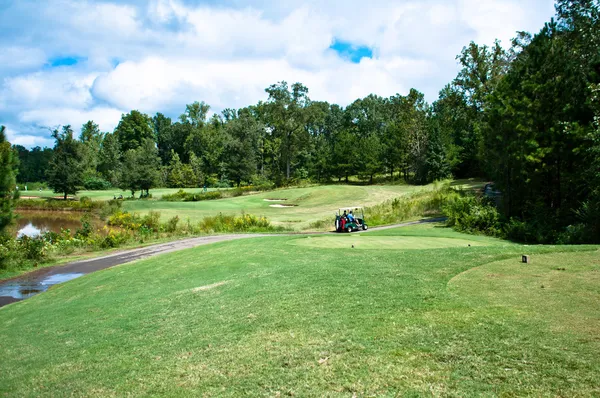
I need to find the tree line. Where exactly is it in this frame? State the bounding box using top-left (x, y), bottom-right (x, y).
top-left (14, 84), bottom-right (455, 195)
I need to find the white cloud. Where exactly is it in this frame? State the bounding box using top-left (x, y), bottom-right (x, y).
top-left (19, 107), bottom-right (124, 134)
top-left (0, 0), bottom-right (556, 147)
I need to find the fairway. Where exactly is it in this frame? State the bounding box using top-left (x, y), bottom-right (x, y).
top-left (1, 224), bottom-right (598, 396)
top-left (122, 184), bottom-right (434, 229)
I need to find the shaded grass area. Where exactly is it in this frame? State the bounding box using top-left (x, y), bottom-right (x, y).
top-left (0, 224), bottom-right (598, 396)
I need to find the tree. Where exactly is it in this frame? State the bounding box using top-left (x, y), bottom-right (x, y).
top-left (344, 94), bottom-right (387, 183)
top-left (13, 145), bottom-right (53, 183)
top-left (223, 108), bottom-right (262, 186)
top-left (98, 133), bottom-right (122, 186)
top-left (119, 138), bottom-right (160, 196)
top-left (185, 114), bottom-right (226, 179)
top-left (0, 126), bottom-right (18, 232)
top-left (167, 152), bottom-right (197, 188)
top-left (79, 120), bottom-right (104, 182)
top-left (179, 101), bottom-right (210, 128)
top-left (480, 0), bottom-right (600, 241)
top-left (424, 125), bottom-right (451, 182)
top-left (153, 113), bottom-right (174, 164)
top-left (262, 81), bottom-right (311, 180)
top-left (47, 126), bottom-right (84, 200)
top-left (114, 110), bottom-right (154, 152)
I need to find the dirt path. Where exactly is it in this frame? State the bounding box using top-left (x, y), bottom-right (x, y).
top-left (0, 218), bottom-right (445, 307)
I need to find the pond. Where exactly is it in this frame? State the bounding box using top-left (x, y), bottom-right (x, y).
top-left (13, 211), bottom-right (104, 238)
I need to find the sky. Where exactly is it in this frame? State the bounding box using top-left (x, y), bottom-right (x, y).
top-left (0, 0), bottom-right (556, 148)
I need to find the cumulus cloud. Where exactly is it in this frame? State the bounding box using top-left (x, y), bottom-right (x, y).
top-left (0, 0), bottom-right (556, 147)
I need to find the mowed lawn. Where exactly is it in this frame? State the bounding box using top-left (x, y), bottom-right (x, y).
top-left (1, 224), bottom-right (599, 396)
top-left (123, 184), bottom-right (435, 229)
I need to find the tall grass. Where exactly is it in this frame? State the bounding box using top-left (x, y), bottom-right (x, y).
top-left (308, 181), bottom-right (456, 230)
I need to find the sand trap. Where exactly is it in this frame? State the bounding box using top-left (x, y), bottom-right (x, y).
top-left (264, 199), bottom-right (288, 202)
top-left (191, 281), bottom-right (230, 292)
top-left (269, 204), bottom-right (298, 208)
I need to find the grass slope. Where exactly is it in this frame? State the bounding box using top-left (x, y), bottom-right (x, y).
top-left (1, 224), bottom-right (598, 396)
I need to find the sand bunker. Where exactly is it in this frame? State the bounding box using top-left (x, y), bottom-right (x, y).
top-left (263, 199), bottom-right (288, 202)
top-left (269, 204), bottom-right (298, 208)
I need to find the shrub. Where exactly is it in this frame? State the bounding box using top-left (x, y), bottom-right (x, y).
top-left (443, 195), bottom-right (501, 236)
top-left (165, 216), bottom-right (180, 233)
top-left (18, 236), bottom-right (47, 260)
top-left (15, 198), bottom-right (104, 212)
top-left (101, 231), bottom-right (130, 248)
top-left (75, 215), bottom-right (93, 239)
top-left (83, 176), bottom-right (112, 190)
top-left (198, 213), bottom-right (276, 233)
top-left (162, 190), bottom-right (223, 202)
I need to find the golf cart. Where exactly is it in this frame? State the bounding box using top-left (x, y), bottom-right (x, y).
top-left (335, 207), bottom-right (368, 233)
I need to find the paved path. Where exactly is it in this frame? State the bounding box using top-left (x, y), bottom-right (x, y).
top-left (0, 218), bottom-right (445, 307)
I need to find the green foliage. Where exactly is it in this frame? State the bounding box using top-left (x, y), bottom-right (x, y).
top-left (83, 176), bottom-right (112, 190)
top-left (477, 3), bottom-right (600, 242)
top-left (443, 194), bottom-right (502, 236)
top-left (47, 126), bottom-right (85, 200)
top-left (97, 132), bottom-right (121, 186)
top-left (366, 182), bottom-right (455, 226)
top-left (15, 198), bottom-right (105, 212)
top-left (198, 213), bottom-right (276, 233)
top-left (0, 126), bottom-right (18, 232)
top-left (114, 110), bottom-right (154, 152)
top-left (162, 189), bottom-right (223, 202)
top-left (119, 138), bottom-right (161, 196)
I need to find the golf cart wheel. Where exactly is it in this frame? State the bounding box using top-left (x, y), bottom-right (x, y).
top-left (346, 226), bottom-right (353, 233)
top-left (362, 224), bottom-right (368, 231)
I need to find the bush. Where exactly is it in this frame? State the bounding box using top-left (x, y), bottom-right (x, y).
top-left (18, 236), bottom-right (47, 260)
top-left (83, 176), bottom-right (112, 190)
top-left (15, 198), bottom-right (104, 212)
top-left (198, 213), bottom-right (274, 233)
top-left (443, 194), bottom-right (501, 236)
top-left (165, 216), bottom-right (180, 233)
top-left (162, 190), bottom-right (223, 202)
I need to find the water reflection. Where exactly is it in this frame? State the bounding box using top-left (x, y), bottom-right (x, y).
top-left (13, 211), bottom-right (91, 237)
top-left (0, 273), bottom-right (84, 299)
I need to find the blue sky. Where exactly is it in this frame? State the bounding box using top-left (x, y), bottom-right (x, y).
top-left (0, 0), bottom-right (556, 147)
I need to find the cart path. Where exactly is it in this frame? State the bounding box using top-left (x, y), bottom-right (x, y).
top-left (0, 218), bottom-right (445, 307)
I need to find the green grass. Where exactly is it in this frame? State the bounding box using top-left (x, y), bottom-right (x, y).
top-left (1, 224), bottom-right (598, 396)
top-left (123, 184), bottom-right (434, 230)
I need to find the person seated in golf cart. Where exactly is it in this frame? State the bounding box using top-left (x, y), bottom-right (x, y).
top-left (347, 211), bottom-right (355, 223)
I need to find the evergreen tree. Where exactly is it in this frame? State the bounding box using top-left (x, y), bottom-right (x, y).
top-left (425, 126), bottom-right (451, 182)
top-left (0, 126), bottom-right (18, 232)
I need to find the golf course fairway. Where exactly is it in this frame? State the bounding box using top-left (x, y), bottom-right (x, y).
top-left (1, 223), bottom-right (598, 396)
